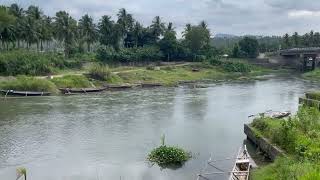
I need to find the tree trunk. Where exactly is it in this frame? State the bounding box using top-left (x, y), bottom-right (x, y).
top-left (40, 40), bottom-right (43, 52)
top-left (87, 43), bottom-right (90, 52)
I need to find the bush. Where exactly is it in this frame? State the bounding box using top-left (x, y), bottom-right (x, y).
top-left (148, 145), bottom-right (191, 167)
top-left (306, 92), bottom-right (320, 101)
top-left (51, 75), bottom-right (91, 88)
top-left (96, 46), bottom-right (164, 64)
top-left (222, 61), bottom-right (252, 73)
top-left (88, 63), bottom-right (111, 81)
top-left (0, 50), bottom-right (81, 76)
top-left (0, 76), bottom-right (57, 92)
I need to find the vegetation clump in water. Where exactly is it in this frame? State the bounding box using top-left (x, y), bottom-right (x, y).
top-left (147, 135), bottom-right (191, 168)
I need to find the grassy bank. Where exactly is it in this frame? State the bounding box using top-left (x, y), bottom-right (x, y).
top-left (250, 104), bottom-right (320, 179)
top-left (302, 69), bottom-right (320, 81)
top-left (0, 59), bottom-right (276, 93)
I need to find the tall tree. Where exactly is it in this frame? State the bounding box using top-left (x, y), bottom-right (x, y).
top-left (98, 15), bottom-right (114, 46)
top-left (159, 23), bottom-right (178, 61)
top-left (184, 24), bottom-right (211, 55)
top-left (54, 11), bottom-right (78, 57)
top-left (117, 8), bottom-right (134, 47)
top-left (283, 33), bottom-right (291, 49)
top-left (238, 37), bottom-right (259, 58)
top-left (9, 3), bottom-right (24, 48)
top-left (292, 32), bottom-right (300, 47)
top-left (132, 22), bottom-right (143, 47)
top-left (0, 6), bottom-right (16, 50)
top-left (79, 14), bottom-right (97, 52)
top-left (150, 16), bottom-right (165, 42)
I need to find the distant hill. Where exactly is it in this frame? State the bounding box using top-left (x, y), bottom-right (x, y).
top-left (214, 33), bottom-right (238, 38)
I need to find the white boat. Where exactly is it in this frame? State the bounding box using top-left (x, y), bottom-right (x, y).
top-left (229, 145), bottom-right (251, 180)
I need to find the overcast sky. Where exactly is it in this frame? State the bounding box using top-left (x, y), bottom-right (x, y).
top-left (2, 0), bottom-right (320, 37)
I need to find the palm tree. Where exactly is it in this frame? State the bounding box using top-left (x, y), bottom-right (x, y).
top-left (132, 22), bottom-right (143, 47)
top-left (98, 15), bottom-right (114, 47)
top-left (39, 16), bottom-right (53, 51)
top-left (200, 20), bottom-right (208, 29)
top-left (150, 16), bottom-right (165, 41)
top-left (79, 14), bottom-right (97, 52)
top-left (54, 11), bottom-right (78, 57)
top-left (117, 8), bottom-right (134, 47)
top-left (182, 23), bottom-right (191, 38)
top-left (25, 5), bottom-right (43, 50)
top-left (0, 6), bottom-right (16, 50)
top-left (9, 4), bottom-right (24, 48)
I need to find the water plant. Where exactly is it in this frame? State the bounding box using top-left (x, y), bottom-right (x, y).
top-left (147, 134), bottom-right (191, 168)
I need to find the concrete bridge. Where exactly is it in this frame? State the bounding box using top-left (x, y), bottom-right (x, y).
top-left (279, 47), bottom-right (320, 71)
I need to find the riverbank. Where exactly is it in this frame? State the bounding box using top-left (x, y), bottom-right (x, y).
top-left (0, 62), bottom-right (282, 95)
top-left (248, 98), bottom-right (320, 179)
top-left (302, 68), bottom-right (320, 81)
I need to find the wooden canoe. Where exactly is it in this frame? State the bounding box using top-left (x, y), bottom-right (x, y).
top-left (0, 90), bottom-right (51, 96)
top-left (59, 87), bottom-right (106, 94)
top-left (229, 145), bottom-right (251, 180)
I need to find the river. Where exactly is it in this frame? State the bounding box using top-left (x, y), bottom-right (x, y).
top-left (0, 76), bottom-right (319, 180)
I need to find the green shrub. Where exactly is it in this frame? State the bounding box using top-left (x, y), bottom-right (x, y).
top-left (51, 75), bottom-right (91, 88)
top-left (96, 46), bottom-right (164, 64)
top-left (0, 50), bottom-right (81, 76)
top-left (222, 61), bottom-right (252, 73)
top-left (0, 76), bottom-right (57, 92)
top-left (306, 92), bottom-right (320, 101)
top-left (88, 63), bottom-right (111, 81)
top-left (251, 118), bottom-right (269, 132)
top-left (148, 145), bottom-right (191, 167)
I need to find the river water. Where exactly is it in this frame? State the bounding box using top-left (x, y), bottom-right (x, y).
top-left (0, 76), bottom-right (319, 180)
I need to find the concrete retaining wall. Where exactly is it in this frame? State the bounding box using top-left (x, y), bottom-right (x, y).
top-left (244, 124), bottom-right (285, 161)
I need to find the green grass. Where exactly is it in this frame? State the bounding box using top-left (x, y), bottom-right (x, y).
top-left (251, 106), bottom-right (320, 179)
top-left (0, 76), bottom-right (57, 93)
top-left (51, 75), bottom-right (92, 88)
top-left (115, 63), bottom-right (269, 86)
top-left (302, 69), bottom-right (320, 80)
top-left (251, 157), bottom-right (320, 180)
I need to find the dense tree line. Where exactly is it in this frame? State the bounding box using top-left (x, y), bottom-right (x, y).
top-left (282, 31), bottom-right (320, 49)
top-left (0, 4), bottom-right (212, 62)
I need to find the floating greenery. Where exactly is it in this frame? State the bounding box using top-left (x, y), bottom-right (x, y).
top-left (147, 135), bottom-right (191, 168)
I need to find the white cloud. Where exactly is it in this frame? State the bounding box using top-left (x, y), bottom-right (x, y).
top-left (2, 0), bottom-right (320, 36)
top-left (288, 10), bottom-right (320, 18)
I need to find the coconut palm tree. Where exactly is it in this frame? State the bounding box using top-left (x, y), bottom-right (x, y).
top-left (98, 15), bottom-right (114, 47)
top-left (79, 14), bottom-right (97, 52)
top-left (132, 22), bottom-right (143, 47)
top-left (150, 16), bottom-right (165, 41)
top-left (54, 11), bottom-right (78, 57)
top-left (9, 4), bottom-right (24, 48)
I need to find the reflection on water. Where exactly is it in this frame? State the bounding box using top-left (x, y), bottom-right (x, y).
top-left (0, 76), bottom-right (319, 180)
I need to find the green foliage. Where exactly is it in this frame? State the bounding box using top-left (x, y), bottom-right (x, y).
top-left (222, 61), bottom-right (252, 73)
top-left (0, 50), bottom-right (81, 76)
top-left (252, 157), bottom-right (320, 180)
top-left (306, 92), bottom-right (320, 101)
top-left (88, 63), bottom-right (111, 81)
top-left (238, 37), bottom-right (259, 58)
top-left (148, 145), bottom-right (191, 167)
top-left (96, 46), bottom-right (164, 64)
top-left (252, 105), bottom-right (320, 179)
top-left (51, 75), bottom-right (91, 88)
top-left (0, 76), bottom-right (57, 92)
